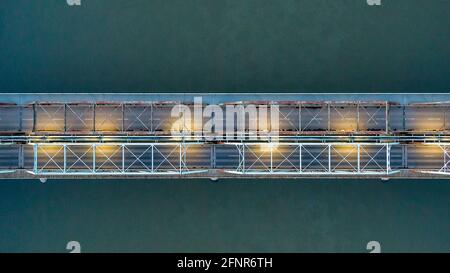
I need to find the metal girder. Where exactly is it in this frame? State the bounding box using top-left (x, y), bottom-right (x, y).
top-left (123, 103), bottom-right (153, 132)
top-left (34, 103), bottom-right (65, 132)
top-left (94, 103), bottom-right (123, 132)
top-left (300, 104), bottom-right (327, 132)
top-left (27, 141), bottom-right (399, 177)
top-left (28, 100), bottom-right (395, 135)
top-left (225, 142), bottom-right (399, 175)
top-left (29, 142), bottom-right (207, 175)
top-left (65, 103), bottom-right (94, 132)
top-left (32, 102), bottom-right (159, 133)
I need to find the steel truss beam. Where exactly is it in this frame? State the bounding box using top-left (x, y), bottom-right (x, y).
top-left (29, 142), bottom-right (207, 175)
top-left (226, 142), bottom-right (399, 175)
top-left (123, 103), bottom-right (153, 132)
top-left (289, 102), bottom-right (389, 133)
top-left (32, 102), bottom-right (158, 133)
top-left (31, 101), bottom-right (391, 135)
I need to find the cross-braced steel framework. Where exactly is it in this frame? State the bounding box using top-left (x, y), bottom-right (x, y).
top-left (23, 141), bottom-right (402, 177)
top-left (29, 142), bottom-right (207, 175)
top-left (29, 101), bottom-right (392, 135)
top-left (226, 142), bottom-right (398, 175)
top-left (258, 101), bottom-right (390, 133)
top-left (31, 102), bottom-right (172, 133)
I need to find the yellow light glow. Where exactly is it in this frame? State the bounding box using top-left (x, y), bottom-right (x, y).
top-left (95, 145), bottom-right (120, 156)
top-left (96, 121), bottom-right (120, 132)
top-left (37, 145), bottom-right (64, 169)
top-left (39, 145), bottom-right (63, 155)
top-left (333, 145), bottom-right (357, 154)
top-left (37, 118), bottom-right (64, 131)
top-left (260, 142), bottom-right (279, 152)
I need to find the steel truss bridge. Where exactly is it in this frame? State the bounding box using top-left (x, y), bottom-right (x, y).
top-left (1, 93), bottom-right (450, 179)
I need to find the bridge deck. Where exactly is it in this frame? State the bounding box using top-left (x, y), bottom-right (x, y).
top-left (0, 93), bottom-right (449, 179)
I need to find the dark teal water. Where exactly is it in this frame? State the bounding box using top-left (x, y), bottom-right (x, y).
top-left (0, 0), bottom-right (449, 92)
top-left (0, 1), bottom-right (449, 252)
top-left (1, 179), bottom-right (449, 253)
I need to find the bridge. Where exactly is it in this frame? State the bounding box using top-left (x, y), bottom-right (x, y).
top-left (0, 93), bottom-right (449, 179)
